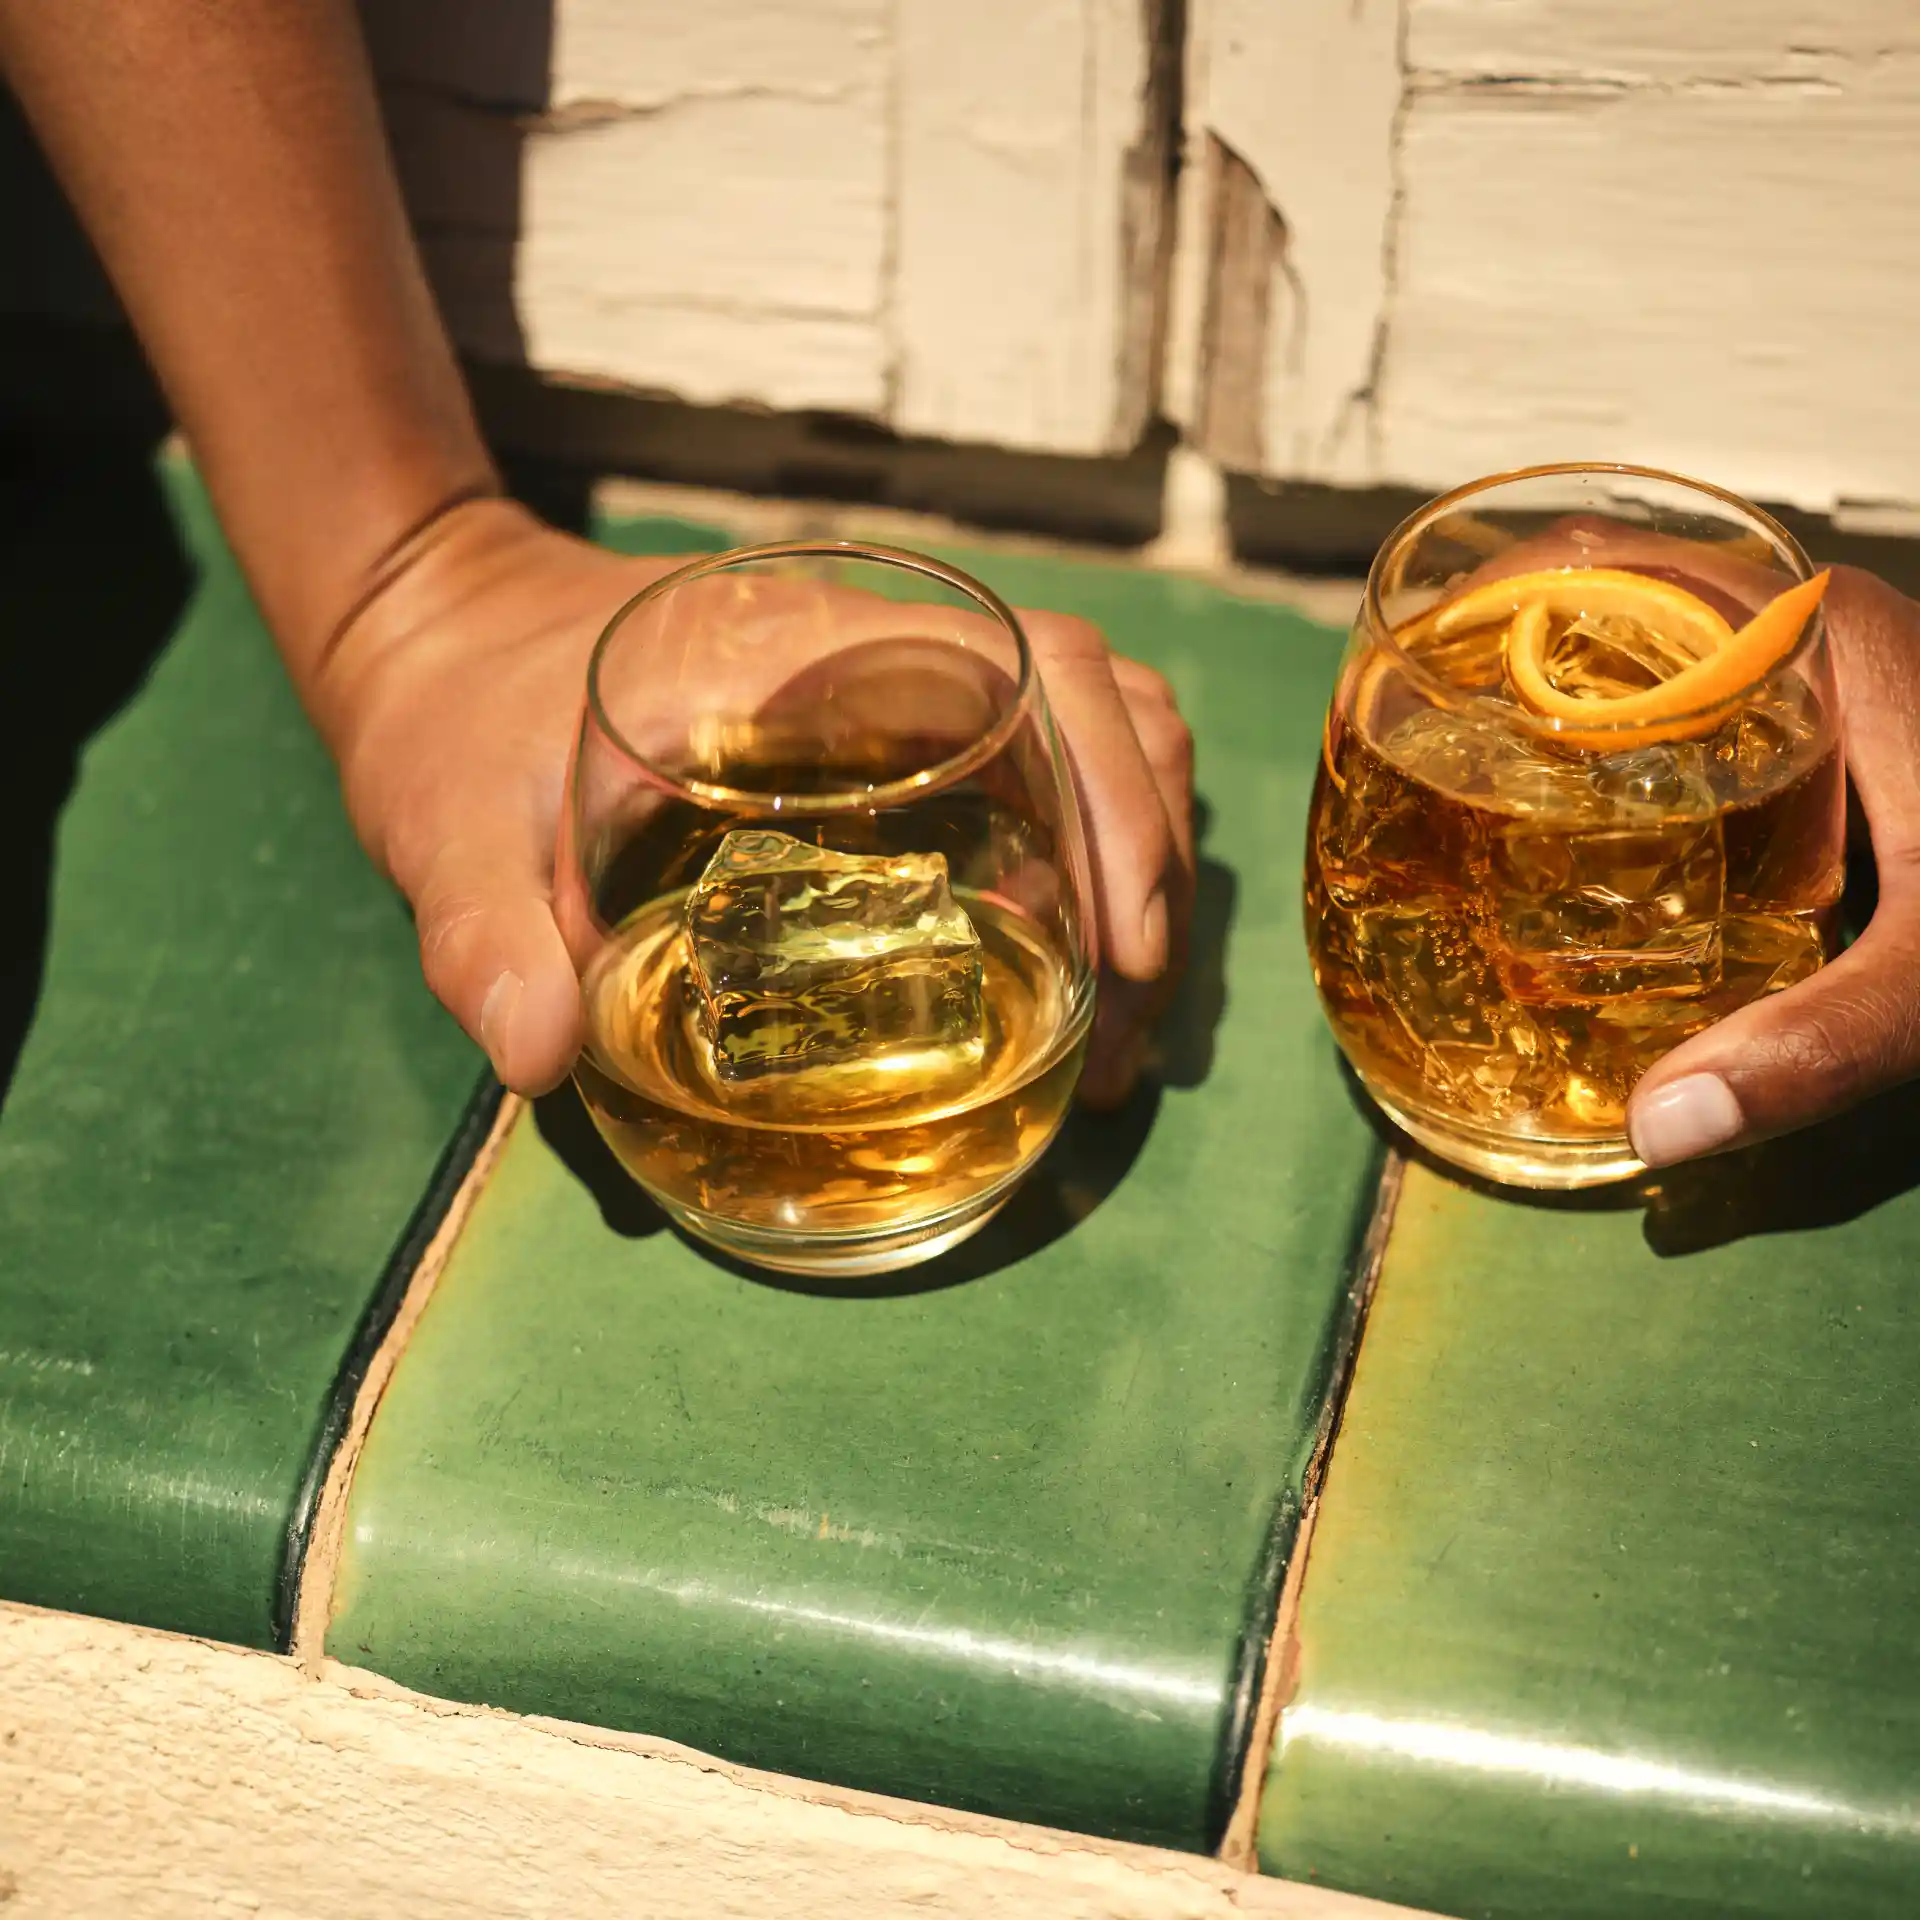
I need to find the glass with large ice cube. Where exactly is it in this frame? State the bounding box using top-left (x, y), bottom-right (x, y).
top-left (561, 540), bottom-right (1096, 1275)
top-left (1304, 464), bottom-right (1845, 1189)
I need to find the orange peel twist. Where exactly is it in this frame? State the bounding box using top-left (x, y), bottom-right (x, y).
top-left (1399, 565), bottom-right (1830, 753)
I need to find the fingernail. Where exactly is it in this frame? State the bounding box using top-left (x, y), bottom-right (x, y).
top-left (479, 969), bottom-right (523, 1064)
top-left (1140, 888), bottom-right (1169, 972)
top-left (1629, 1073), bottom-right (1744, 1167)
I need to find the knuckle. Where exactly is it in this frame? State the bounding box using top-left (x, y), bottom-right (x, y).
top-left (1131, 701), bottom-right (1194, 776)
top-left (1752, 984), bottom-right (1919, 1102)
top-left (1759, 1016), bottom-right (1851, 1085)
top-left (1114, 656), bottom-right (1178, 705)
top-left (1146, 704), bottom-right (1196, 767)
top-left (1027, 610), bottom-right (1110, 668)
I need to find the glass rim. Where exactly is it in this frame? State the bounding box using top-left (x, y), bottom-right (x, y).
top-left (1361, 460), bottom-right (1825, 742)
top-left (585, 538), bottom-right (1037, 813)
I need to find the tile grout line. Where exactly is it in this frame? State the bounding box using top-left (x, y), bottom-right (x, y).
top-left (290, 1093), bottom-right (526, 1674)
top-left (1217, 1147), bottom-right (1407, 1873)
top-left (272, 1076), bottom-right (511, 1649)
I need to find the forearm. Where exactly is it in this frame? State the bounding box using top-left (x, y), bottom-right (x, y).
top-left (0, 0), bottom-right (495, 680)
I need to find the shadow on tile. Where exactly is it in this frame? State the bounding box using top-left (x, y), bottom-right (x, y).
top-left (1641, 1079), bottom-right (1920, 1255)
top-left (1155, 797), bottom-right (1235, 1093)
top-left (0, 429), bottom-right (191, 1112)
top-left (531, 1079), bottom-right (673, 1241)
top-left (534, 823), bottom-right (1239, 1299)
top-left (1340, 1058), bottom-right (1920, 1256)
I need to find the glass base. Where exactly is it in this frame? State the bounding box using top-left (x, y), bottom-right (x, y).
top-left (1370, 1090), bottom-right (1646, 1191)
top-left (652, 1178), bottom-right (1019, 1278)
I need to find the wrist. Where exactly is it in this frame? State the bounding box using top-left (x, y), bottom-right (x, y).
top-left (211, 436), bottom-right (502, 667)
top-left (301, 490), bottom-right (545, 751)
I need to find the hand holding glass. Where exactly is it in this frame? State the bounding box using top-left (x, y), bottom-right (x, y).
top-left (560, 542), bottom-right (1096, 1274)
top-left (1305, 465), bottom-right (1845, 1188)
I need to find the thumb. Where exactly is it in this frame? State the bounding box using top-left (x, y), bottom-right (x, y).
top-left (1627, 892), bottom-right (1920, 1166)
top-left (411, 836), bottom-right (584, 1096)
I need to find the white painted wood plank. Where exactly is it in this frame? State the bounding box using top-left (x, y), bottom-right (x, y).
top-left (550, 0), bottom-right (890, 109)
top-left (1409, 0), bottom-right (1920, 86)
top-left (0, 1601), bottom-right (1430, 1920)
top-left (519, 96), bottom-right (886, 322)
top-left (371, 0), bottom-right (895, 415)
top-left (512, 285), bottom-right (884, 420)
top-left (1172, 0), bottom-right (1920, 518)
top-left (1168, 0), bottom-right (1402, 483)
top-left (517, 89), bottom-right (889, 412)
top-left (893, 0), bottom-right (1155, 455)
top-left (1377, 56), bottom-right (1920, 512)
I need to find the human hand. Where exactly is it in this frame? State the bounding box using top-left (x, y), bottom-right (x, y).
top-left (1627, 564), bottom-right (1920, 1166)
top-left (310, 501), bottom-right (1191, 1105)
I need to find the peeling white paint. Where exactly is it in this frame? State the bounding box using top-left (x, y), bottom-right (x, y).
top-left (1407, 0), bottom-right (1920, 89)
top-left (517, 7), bottom-right (892, 414)
top-left (12, 0), bottom-right (1920, 524)
top-left (1172, 0), bottom-right (1403, 484)
top-left (1168, 0), bottom-right (1920, 516)
top-left (891, 0), bottom-right (1164, 453)
top-left (0, 1600), bottom-right (1429, 1920)
top-left (1376, 33), bottom-right (1920, 511)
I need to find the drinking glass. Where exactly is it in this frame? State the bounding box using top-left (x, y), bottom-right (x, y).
top-left (1304, 463), bottom-right (1845, 1188)
top-left (560, 541), bottom-right (1096, 1274)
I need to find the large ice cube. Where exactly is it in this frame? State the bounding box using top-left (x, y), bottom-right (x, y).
top-left (1492, 815), bottom-right (1725, 1003)
top-left (1704, 679), bottom-right (1825, 801)
top-left (1354, 905), bottom-right (1556, 1115)
top-left (685, 829), bottom-right (986, 1089)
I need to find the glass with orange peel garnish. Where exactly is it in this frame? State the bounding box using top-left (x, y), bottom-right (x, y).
top-left (1304, 464), bottom-right (1844, 1188)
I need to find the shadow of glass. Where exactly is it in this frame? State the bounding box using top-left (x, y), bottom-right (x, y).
top-left (0, 429), bottom-right (192, 1114)
top-left (531, 1078), bottom-right (671, 1240)
top-left (1337, 1042), bottom-right (1920, 1255)
top-left (537, 798), bottom-right (1240, 1297)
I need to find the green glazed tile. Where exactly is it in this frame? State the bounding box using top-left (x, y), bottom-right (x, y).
top-left (0, 447), bottom-right (482, 1648)
top-left (1262, 1146), bottom-right (1920, 1916)
top-left (328, 542), bottom-right (1382, 1851)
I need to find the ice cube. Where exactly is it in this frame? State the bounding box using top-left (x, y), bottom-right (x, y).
top-left (1587, 744), bottom-right (1716, 818)
top-left (1353, 906), bottom-right (1556, 1115)
top-left (1704, 679), bottom-right (1824, 800)
top-left (1380, 706), bottom-right (1512, 795)
top-left (1492, 816), bottom-right (1726, 1003)
top-left (1583, 911), bottom-right (1823, 1056)
top-left (685, 828), bottom-right (986, 1091)
top-left (1717, 910), bottom-right (1825, 1001)
top-left (1540, 610), bottom-right (1707, 701)
top-left (1383, 706), bottom-right (1599, 821)
top-left (1318, 717), bottom-right (1472, 908)
top-left (1480, 747), bottom-right (1611, 824)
